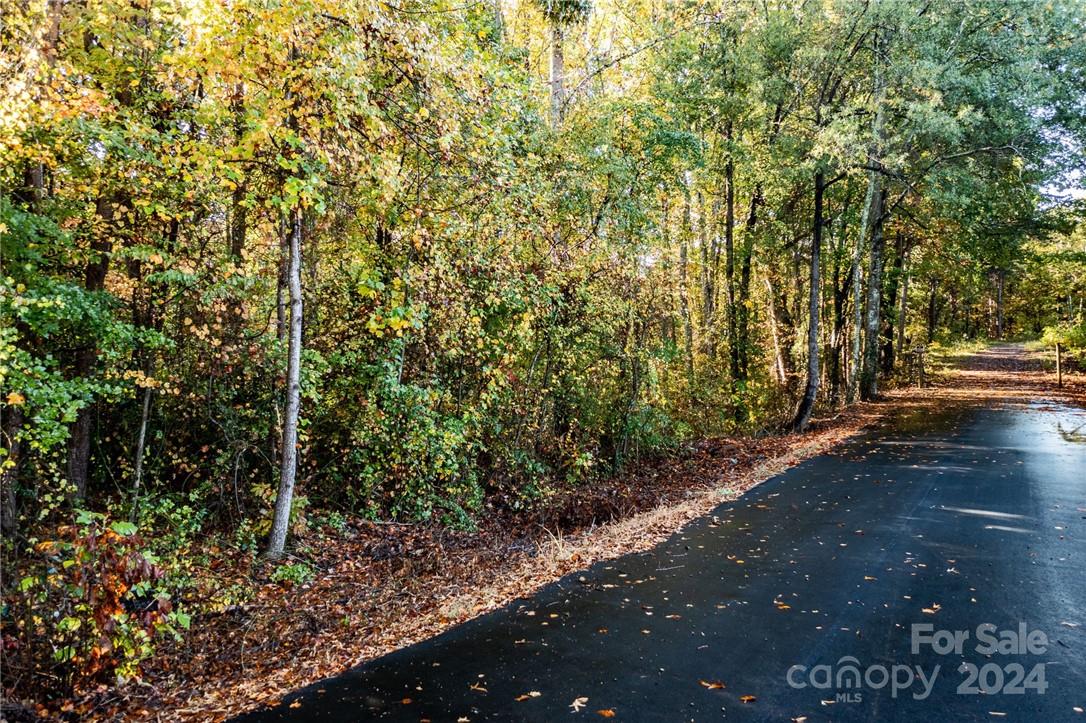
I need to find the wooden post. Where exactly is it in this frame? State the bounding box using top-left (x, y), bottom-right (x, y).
top-left (913, 345), bottom-right (925, 389)
top-left (1056, 342), bottom-right (1063, 388)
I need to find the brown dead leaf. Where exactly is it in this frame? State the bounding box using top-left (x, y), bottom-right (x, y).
top-left (699, 680), bottom-right (726, 690)
top-left (740, 695), bottom-right (757, 703)
top-left (597, 709), bottom-right (615, 718)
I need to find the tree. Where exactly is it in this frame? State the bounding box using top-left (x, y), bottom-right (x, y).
top-left (537, 0), bottom-right (592, 127)
top-left (268, 209), bottom-right (303, 557)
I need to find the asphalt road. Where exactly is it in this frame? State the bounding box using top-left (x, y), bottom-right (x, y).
top-left (236, 398), bottom-right (1086, 722)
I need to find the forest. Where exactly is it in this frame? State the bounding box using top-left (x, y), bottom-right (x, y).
top-left (2, 0), bottom-right (1085, 713)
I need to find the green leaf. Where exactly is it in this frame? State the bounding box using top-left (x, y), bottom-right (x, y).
top-left (110, 521), bottom-right (138, 536)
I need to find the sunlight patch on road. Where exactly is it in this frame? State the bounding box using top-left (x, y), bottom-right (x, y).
top-left (982, 524), bottom-right (1035, 534)
top-left (939, 506), bottom-right (1029, 521)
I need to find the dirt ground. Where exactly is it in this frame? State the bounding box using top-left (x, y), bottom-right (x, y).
top-left (24, 343), bottom-right (1084, 722)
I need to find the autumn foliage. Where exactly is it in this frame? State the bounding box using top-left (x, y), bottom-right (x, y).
top-left (6, 514), bottom-right (187, 697)
top-left (1, 0), bottom-right (1083, 712)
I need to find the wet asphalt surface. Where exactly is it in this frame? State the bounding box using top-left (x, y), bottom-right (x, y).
top-left (236, 399), bottom-right (1086, 722)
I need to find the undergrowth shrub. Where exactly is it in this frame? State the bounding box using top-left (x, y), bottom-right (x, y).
top-left (3, 512), bottom-right (189, 698)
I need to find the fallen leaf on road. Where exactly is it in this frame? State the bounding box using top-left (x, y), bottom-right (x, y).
top-left (597, 709), bottom-right (615, 717)
top-left (699, 680), bottom-right (726, 690)
top-left (515, 691), bottom-right (542, 701)
top-left (571, 696), bottom-right (588, 713)
top-left (740, 695), bottom-right (757, 703)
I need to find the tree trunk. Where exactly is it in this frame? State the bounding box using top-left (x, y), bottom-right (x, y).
top-left (68, 196), bottom-right (115, 501)
top-left (736, 186), bottom-right (761, 381)
top-left (129, 385), bottom-right (152, 522)
top-left (847, 29), bottom-right (886, 404)
top-left (764, 278), bottom-right (787, 385)
top-left (846, 198), bottom-right (868, 405)
top-left (267, 208), bottom-right (304, 558)
top-left (678, 186), bottom-right (695, 385)
top-left (927, 278), bottom-right (938, 342)
top-left (829, 193), bottom-right (852, 406)
top-left (831, 259), bottom-right (850, 406)
top-left (549, 23), bottom-right (565, 127)
top-left (881, 233), bottom-right (906, 376)
top-left (1056, 342), bottom-right (1063, 388)
top-left (229, 84), bottom-right (248, 262)
top-left (276, 218), bottom-right (288, 342)
top-left (698, 190), bottom-right (712, 344)
top-left (1, 407), bottom-right (23, 535)
top-left (724, 144), bottom-right (739, 386)
top-left (792, 170), bottom-right (825, 432)
top-left (895, 248), bottom-right (910, 361)
top-left (860, 189), bottom-right (887, 400)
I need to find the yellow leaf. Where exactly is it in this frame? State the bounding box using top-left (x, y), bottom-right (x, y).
top-left (6, 392), bottom-right (25, 406)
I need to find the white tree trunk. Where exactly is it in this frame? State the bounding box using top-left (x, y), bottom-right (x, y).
top-left (549, 23), bottom-right (565, 127)
top-left (129, 385), bottom-right (153, 523)
top-left (267, 209), bottom-right (303, 558)
top-left (847, 30), bottom-right (886, 403)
